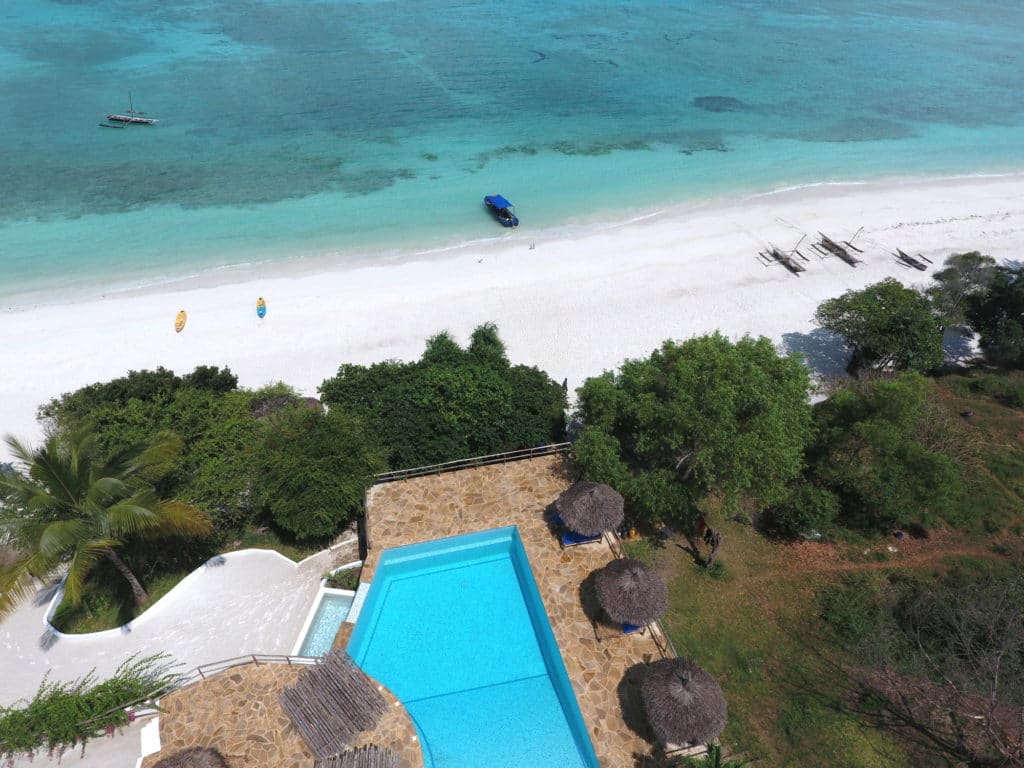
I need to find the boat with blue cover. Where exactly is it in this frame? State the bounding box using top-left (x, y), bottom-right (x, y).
top-left (484, 194), bottom-right (519, 227)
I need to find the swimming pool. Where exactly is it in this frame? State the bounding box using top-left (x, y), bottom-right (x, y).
top-left (347, 526), bottom-right (599, 768)
top-left (296, 591), bottom-right (354, 657)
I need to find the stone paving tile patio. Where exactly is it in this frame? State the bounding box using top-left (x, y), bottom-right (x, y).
top-left (142, 664), bottom-right (310, 768)
top-left (355, 454), bottom-right (666, 767)
top-left (141, 662), bottom-right (423, 768)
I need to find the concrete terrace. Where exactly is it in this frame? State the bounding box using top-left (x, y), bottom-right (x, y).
top-left (351, 453), bottom-right (667, 767)
top-left (0, 547), bottom-right (351, 709)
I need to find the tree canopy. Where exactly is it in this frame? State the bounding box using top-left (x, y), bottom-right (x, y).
top-left (574, 334), bottom-right (812, 527)
top-left (926, 251), bottom-right (997, 327)
top-left (39, 367), bottom-right (297, 536)
top-left (814, 278), bottom-right (944, 375)
top-left (806, 374), bottom-right (964, 531)
top-left (966, 264), bottom-right (1024, 368)
top-left (249, 405), bottom-right (386, 541)
top-left (318, 323), bottom-right (566, 468)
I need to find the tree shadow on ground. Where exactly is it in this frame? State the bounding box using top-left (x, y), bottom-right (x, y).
top-left (781, 328), bottom-right (850, 379)
top-left (942, 326), bottom-right (978, 367)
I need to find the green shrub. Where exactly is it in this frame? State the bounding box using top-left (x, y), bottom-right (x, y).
top-left (324, 568), bottom-right (361, 590)
top-left (819, 574), bottom-right (888, 647)
top-left (319, 324), bottom-right (566, 469)
top-left (250, 405), bottom-right (385, 541)
top-left (968, 374), bottom-right (1024, 407)
top-left (808, 374), bottom-right (964, 531)
top-left (761, 483), bottom-right (839, 538)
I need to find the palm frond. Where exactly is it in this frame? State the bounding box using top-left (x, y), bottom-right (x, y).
top-left (88, 476), bottom-right (127, 506)
top-left (132, 431), bottom-right (183, 484)
top-left (2, 519), bottom-right (53, 553)
top-left (29, 437), bottom-right (84, 507)
top-left (103, 500), bottom-right (162, 537)
top-left (0, 560), bottom-right (46, 617)
top-left (63, 539), bottom-right (120, 607)
top-left (3, 434), bottom-right (37, 470)
top-left (38, 519), bottom-right (93, 560)
top-left (153, 499), bottom-right (212, 538)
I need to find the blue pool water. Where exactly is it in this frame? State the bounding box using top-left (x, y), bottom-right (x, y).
top-left (347, 527), bottom-right (598, 768)
top-left (298, 592), bottom-right (353, 657)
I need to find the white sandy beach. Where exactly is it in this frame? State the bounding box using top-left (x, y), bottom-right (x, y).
top-left (2, 173), bottom-right (1023, 461)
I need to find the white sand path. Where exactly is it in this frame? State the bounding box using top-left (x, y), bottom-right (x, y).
top-left (0, 548), bottom-right (336, 708)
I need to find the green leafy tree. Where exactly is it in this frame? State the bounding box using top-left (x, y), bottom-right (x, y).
top-left (761, 482), bottom-right (839, 539)
top-left (0, 431), bottom-right (211, 614)
top-left (38, 368), bottom-right (281, 535)
top-left (966, 265), bottom-right (1024, 368)
top-left (926, 251), bottom-right (996, 327)
top-left (319, 324), bottom-right (566, 468)
top-left (807, 374), bottom-right (963, 530)
top-left (814, 278), bottom-right (943, 375)
top-left (574, 334), bottom-right (812, 529)
top-left (249, 405), bottom-right (386, 540)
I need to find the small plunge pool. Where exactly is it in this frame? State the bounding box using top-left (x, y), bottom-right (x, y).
top-left (296, 591), bottom-right (354, 657)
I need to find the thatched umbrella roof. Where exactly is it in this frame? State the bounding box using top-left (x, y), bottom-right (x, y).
top-left (280, 650), bottom-right (387, 758)
top-left (316, 745), bottom-right (399, 768)
top-left (153, 746), bottom-right (228, 768)
top-left (641, 658), bottom-right (727, 746)
top-left (555, 481), bottom-right (624, 536)
top-left (594, 558), bottom-right (668, 626)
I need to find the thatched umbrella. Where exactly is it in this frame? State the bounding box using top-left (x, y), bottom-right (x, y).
top-left (153, 746), bottom-right (228, 768)
top-left (641, 658), bottom-right (727, 746)
top-left (319, 745), bottom-right (399, 768)
top-left (555, 481), bottom-right (624, 536)
top-left (594, 558), bottom-right (668, 627)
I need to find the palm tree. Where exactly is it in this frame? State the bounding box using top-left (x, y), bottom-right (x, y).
top-left (0, 430), bottom-right (211, 616)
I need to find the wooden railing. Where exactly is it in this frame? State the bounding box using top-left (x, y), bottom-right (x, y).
top-left (373, 442), bottom-right (571, 483)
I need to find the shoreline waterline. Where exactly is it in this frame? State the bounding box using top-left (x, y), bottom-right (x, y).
top-left (4, 168), bottom-right (1023, 313)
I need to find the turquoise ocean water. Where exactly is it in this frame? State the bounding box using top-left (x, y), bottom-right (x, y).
top-left (2, 0), bottom-right (1023, 305)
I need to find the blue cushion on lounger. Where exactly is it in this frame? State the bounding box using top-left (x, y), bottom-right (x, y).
top-left (553, 513), bottom-right (602, 548)
top-left (622, 622), bottom-right (645, 634)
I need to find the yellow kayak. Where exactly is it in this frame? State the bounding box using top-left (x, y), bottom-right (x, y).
top-left (175, 310), bottom-right (187, 333)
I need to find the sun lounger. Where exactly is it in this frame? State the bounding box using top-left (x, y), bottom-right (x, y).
top-left (622, 622), bottom-right (646, 635)
top-left (553, 513), bottom-right (603, 548)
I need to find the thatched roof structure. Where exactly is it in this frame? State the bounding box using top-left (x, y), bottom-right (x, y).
top-left (555, 481), bottom-right (624, 536)
top-left (279, 650), bottom-right (387, 758)
top-left (315, 746), bottom-right (399, 768)
top-left (641, 658), bottom-right (727, 746)
top-left (594, 558), bottom-right (669, 626)
top-left (152, 747), bottom-right (228, 768)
